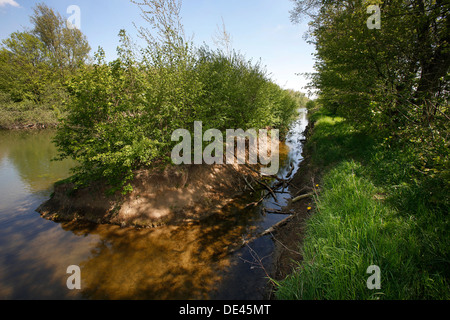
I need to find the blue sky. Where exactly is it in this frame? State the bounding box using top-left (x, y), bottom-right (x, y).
top-left (0, 0), bottom-right (315, 94)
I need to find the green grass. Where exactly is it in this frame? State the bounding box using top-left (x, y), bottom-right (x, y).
top-left (0, 92), bottom-right (65, 129)
top-left (275, 109), bottom-right (449, 300)
top-left (0, 100), bottom-right (62, 129)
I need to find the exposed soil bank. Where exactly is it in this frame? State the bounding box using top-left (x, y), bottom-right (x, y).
top-left (37, 163), bottom-right (261, 228)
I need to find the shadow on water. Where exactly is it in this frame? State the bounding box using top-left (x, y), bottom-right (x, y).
top-left (0, 109), bottom-right (308, 300)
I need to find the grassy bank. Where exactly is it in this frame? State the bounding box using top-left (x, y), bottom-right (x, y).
top-left (275, 109), bottom-right (449, 300)
top-left (0, 93), bottom-right (63, 129)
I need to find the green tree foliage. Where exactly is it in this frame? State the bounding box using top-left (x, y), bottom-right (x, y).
top-left (54, 0), bottom-right (302, 193)
top-left (291, 0), bottom-right (449, 207)
top-left (0, 3), bottom-right (90, 108)
top-left (0, 32), bottom-right (49, 102)
top-left (279, 0), bottom-right (449, 299)
top-left (31, 3), bottom-right (91, 79)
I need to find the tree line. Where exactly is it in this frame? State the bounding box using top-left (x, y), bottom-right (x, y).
top-left (0, 0), bottom-right (305, 193)
top-left (0, 3), bottom-right (90, 104)
top-left (294, 0), bottom-right (449, 204)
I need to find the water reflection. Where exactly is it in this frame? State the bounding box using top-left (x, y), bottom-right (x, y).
top-left (0, 109), bottom-right (308, 300)
top-left (0, 130), bottom-right (77, 196)
top-left (63, 223), bottom-right (233, 299)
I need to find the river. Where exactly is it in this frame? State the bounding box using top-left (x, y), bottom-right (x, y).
top-left (0, 109), bottom-right (308, 300)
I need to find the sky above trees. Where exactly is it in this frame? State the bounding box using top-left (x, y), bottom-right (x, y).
top-left (0, 0), bottom-right (315, 93)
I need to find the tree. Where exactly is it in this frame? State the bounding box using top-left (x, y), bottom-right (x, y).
top-left (290, 0), bottom-right (449, 129)
top-left (290, 0), bottom-right (449, 206)
top-left (0, 32), bottom-right (49, 102)
top-left (0, 3), bottom-right (91, 104)
top-left (31, 3), bottom-right (91, 80)
top-left (53, 0), bottom-right (300, 193)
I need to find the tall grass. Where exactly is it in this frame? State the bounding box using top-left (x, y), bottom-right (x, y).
top-left (275, 109), bottom-right (449, 300)
top-left (0, 91), bottom-right (64, 128)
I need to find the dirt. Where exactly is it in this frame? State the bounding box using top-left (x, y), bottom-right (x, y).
top-left (37, 162), bottom-right (261, 228)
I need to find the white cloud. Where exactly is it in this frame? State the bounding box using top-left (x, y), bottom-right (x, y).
top-left (0, 0), bottom-right (20, 8)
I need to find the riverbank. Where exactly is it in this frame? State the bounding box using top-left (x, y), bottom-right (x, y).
top-left (0, 126), bottom-right (304, 300)
top-left (0, 122), bottom-right (57, 130)
top-left (268, 120), bottom-right (317, 284)
top-left (37, 162), bottom-right (263, 228)
top-left (272, 108), bottom-right (449, 300)
top-left (0, 101), bottom-right (60, 130)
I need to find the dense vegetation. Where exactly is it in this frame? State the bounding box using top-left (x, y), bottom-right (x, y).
top-left (4, 0), bottom-right (445, 300)
top-left (49, 0), bottom-right (303, 193)
top-left (298, 0), bottom-right (449, 191)
top-left (275, 0), bottom-right (449, 299)
top-left (0, 1), bottom-right (305, 193)
top-left (0, 3), bottom-right (90, 128)
top-left (276, 109), bottom-right (449, 299)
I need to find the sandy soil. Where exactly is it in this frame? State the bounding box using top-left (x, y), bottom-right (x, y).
top-left (37, 163), bottom-right (260, 228)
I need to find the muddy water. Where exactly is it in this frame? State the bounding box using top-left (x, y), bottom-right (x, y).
top-left (0, 109), bottom-right (307, 300)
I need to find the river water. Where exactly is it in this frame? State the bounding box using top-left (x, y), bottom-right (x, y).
top-left (0, 109), bottom-right (307, 300)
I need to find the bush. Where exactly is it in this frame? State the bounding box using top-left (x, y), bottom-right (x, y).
top-left (54, 32), bottom-right (301, 193)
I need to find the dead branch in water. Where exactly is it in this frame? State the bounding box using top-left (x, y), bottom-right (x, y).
top-left (254, 178), bottom-right (278, 202)
top-left (228, 215), bottom-right (294, 254)
top-left (294, 185), bottom-right (313, 196)
top-left (245, 196), bottom-right (265, 209)
top-left (263, 208), bottom-right (293, 215)
top-left (292, 192), bottom-right (314, 203)
top-left (239, 244), bottom-right (277, 287)
top-left (245, 185), bottom-right (273, 208)
top-left (285, 162), bottom-right (295, 179)
top-left (242, 215), bottom-right (293, 246)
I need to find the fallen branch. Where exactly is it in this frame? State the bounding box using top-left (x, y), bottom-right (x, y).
top-left (294, 185), bottom-right (313, 196)
top-left (241, 174), bottom-right (256, 193)
top-left (271, 180), bottom-right (284, 190)
top-left (292, 192), bottom-right (314, 203)
top-left (243, 215), bottom-right (294, 246)
top-left (269, 175), bottom-right (292, 183)
top-left (245, 196), bottom-right (265, 208)
top-left (285, 162), bottom-right (295, 179)
top-left (239, 244), bottom-right (277, 287)
top-left (228, 215), bottom-right (294, 254)
top-left (286, 181), bottom-right (302, 191)
top-left (254, 178), bottom-right (278, 202)
top-left (263, 208), bottom-right (293, 215)
top-left (244, 188), bottom-right (273, 208)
